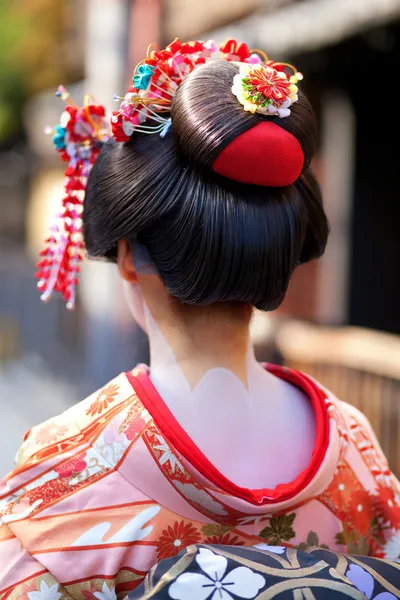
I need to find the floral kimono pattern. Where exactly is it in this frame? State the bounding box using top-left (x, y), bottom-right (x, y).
top-left (0, 365), bottom-right (399, 600)
top-left (129, 544), bottom-right (400, 599)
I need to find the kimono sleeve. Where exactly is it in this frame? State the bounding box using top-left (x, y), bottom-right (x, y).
top-left (0, 523), bottom-right (72, 600)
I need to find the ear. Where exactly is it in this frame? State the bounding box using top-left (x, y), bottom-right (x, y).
top-left (117, 239), bottom-right (137, 283)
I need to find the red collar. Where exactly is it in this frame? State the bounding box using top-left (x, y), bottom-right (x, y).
top-left (126, 364), bottom-right (330, 506)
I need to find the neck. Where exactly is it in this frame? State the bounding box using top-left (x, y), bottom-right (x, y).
top-left (157, 304), bottom-right (252, 388)
top-left (137, 286), bottom-right (251, 390)
top-left (133, 274), bottom-right (255, 388)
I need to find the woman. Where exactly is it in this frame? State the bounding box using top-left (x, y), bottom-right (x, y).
top-left (0, 38), bottom-right (399, 598)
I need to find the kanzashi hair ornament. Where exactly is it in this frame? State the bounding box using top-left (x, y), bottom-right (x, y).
top-left (232, 62), bottom-right (303, 118)
top-left (38, 39), bottom-right (305, 308)
top-left (219, 39), bottom-right (265, 64)
top-left (36, 86), bottom-right (111, 309)
top-left (211, 58), bottom-right (306, 187)
top-left (111, 38), bottom-right (218, 141)
top-left (110, 38), bottom-right (273, 142)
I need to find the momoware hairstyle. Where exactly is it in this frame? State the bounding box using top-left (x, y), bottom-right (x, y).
top-left (84, 61), bottom-right (329, 311)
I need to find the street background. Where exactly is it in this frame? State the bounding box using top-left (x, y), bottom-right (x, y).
top-left (1, 0), bottom-right (400, 474)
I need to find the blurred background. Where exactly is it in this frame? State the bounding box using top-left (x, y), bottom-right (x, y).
top-left (1, 0), bottom-right (400, 474)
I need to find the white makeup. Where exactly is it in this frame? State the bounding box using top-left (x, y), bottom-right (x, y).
top-left (123, 278), bottom-right (316, 489)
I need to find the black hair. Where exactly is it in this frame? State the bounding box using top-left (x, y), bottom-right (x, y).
top-left (84, 60), bottom-right (328, 311)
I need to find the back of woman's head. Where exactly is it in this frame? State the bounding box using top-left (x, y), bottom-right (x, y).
top-left (84, 60), bottom-right (328, 311)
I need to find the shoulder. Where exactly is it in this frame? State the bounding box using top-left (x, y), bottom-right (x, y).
top-left (293, 368), bottom-right (360, 428)
top-left (14, 372), bottom-right (135, 470)
top-left (283, 366), bottom-right (382, 455)
top-left (300, 371), bottom-right (400, 488)
top-left (1, 370), bottom-right (145, 525)
top-left (303, 369), bottom-right (383, 441)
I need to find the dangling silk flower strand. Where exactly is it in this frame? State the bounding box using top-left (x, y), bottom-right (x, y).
top-left (36, 86), bottom-right (110, 309)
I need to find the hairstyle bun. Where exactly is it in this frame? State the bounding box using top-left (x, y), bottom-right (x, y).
top-left (84, 59), bottom-right (328, 311)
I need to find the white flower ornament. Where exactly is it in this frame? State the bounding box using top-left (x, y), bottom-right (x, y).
top-left (169, 547), bottom-right (265, 600)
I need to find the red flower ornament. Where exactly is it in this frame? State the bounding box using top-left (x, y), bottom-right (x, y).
top-left (249, 64), bottom-right (291, 105)
top-left (232, 62), bottom-right (301, 118)
top-left (220, 39), bottom-right (251, 62)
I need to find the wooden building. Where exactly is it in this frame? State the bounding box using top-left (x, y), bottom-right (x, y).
top-left (200, 0), bottom-right (400, 335)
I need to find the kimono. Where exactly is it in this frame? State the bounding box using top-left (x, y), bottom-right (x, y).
top-left (0, 365), bottom-right (399, 599)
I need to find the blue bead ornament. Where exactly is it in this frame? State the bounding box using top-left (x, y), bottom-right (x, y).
top-left (133, 64), bottom-right (155, 90)
top-left (53, 125), bottom-right (67, 150)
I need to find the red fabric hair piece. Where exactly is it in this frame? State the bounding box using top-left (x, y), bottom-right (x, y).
top-left (212, 121), bottom-right (304, 187)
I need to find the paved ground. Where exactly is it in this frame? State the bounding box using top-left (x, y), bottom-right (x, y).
top-left (0, 355), bottom-right (79, 474)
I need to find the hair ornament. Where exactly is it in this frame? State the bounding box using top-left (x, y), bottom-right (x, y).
top-left (36, 86), bottom-right (111, 309)
top-left (110, 38), bottom-right (275, 141)
top-left (232, 62), bottom-right (303, 118)
top-left (219, 39), bottom-right (265, 64)
top-left (111, 38), bottom-right (218, 141)
top-left (39, 39), bottom-right (305, 308)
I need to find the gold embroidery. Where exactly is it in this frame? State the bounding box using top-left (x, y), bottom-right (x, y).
top-left (256, 577), bottom-right (365, 599)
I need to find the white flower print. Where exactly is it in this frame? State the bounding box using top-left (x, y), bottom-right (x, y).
top-left (27, 581), bottom-right (62, 600)
top-left (169, 548), bottom-right (265, 600)
top-left (97, 439), bottom-right (126, 467)
top-left (346, 564), bottom-right (397, 599)
top-left (383, 530), bottom-right (400, 562)
top-left (173, 481), bottom-right (227, 516)
top-left (154, 435), bottom-right (184, 473)
top-left (93, 582), bottom-right (117, 600)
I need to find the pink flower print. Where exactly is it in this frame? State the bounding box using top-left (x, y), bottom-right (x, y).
top-left (34, 422), bottom-right (69, 446)
top-left (125, 417), bottom-right (146, 441)
top-left (82, 583), bottom-right (98, 600)
top-left (16, 581), bottom-right (36, 600)
top-left (54, 452), bottom-right (87, 478)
